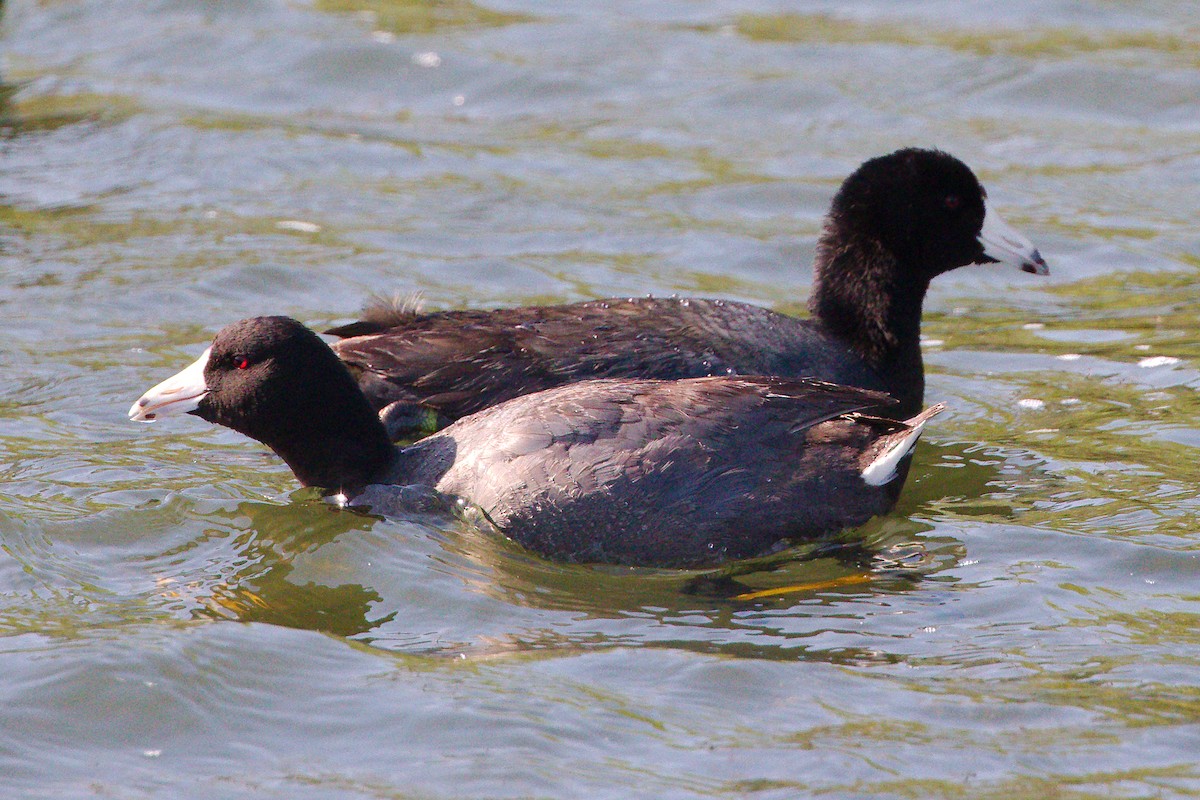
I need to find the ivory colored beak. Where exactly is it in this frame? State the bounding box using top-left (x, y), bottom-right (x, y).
top-left (129, 347), bottom-right (211, 422)
top-left (978, 201), bottom-right (1048, 275)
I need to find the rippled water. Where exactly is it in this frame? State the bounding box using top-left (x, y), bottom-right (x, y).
top-left (2, 1), bottom-right (1200, 797)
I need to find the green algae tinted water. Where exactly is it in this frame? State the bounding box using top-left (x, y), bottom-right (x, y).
top-left (2, 1), bottom-right (1200, 797)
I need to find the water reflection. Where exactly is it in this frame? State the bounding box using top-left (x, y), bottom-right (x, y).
top-left (170, 481), bottom-right (974, 664)
top-left (142, 495), bottom-right (504, 648)
top-left (173, 495), bottom-right (393, 637)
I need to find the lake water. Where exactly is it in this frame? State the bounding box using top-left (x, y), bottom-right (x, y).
top-left (2, 1), bottom-right (1199, 797)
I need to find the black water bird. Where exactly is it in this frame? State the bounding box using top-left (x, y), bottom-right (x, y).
top-left (130, 316), bottom-right (944, 568)
top-left (327, 148), bottom-right (1045, 437)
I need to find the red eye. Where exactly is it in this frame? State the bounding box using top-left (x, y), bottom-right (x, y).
top-left (236, 357), bottom-right (250, 370)
top-left (944, 194), bottom-right (961, 210)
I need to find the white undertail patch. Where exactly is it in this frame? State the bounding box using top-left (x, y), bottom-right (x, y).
top-left (860, 403), bottom-right (946, 486)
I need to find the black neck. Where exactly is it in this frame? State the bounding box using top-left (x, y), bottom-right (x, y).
top-left (268, 419), bottom-right (397, 494)
top-left (808, 230), bottom-right (930, 416)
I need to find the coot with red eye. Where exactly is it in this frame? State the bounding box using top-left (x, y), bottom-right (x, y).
top-left (130, 316), bottom-right (944, 568)
top-left (327, 148), bottom-right (1048, 440)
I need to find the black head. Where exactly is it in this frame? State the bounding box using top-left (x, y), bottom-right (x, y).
top-left (808, 149), bottom-right (1046, 403)
top-left (830, 148), bottom-right (1048, 279)
top-left (832, 148), bottom-right (995, 278)
top-left (131, 316), bottom-right (395, 490)
top-left (193, 317), bottom-right (346, 431)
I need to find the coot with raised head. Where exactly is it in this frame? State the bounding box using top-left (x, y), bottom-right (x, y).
top-left (329, 148), bottom-right (1044, 437)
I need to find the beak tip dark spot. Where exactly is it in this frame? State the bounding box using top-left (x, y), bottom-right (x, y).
top-left (1023, 250), bottom-right (1049, 276)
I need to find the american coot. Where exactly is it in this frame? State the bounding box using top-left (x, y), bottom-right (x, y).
top-left (328, 148), bottom-right (1045, 438)
top-left (130, 316), bottom-right (944, 568)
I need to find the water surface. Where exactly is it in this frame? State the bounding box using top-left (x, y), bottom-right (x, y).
top-left (2, 1), bottom-right (1200, 797)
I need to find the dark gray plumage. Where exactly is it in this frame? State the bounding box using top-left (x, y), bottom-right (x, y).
top-left (131, 317), bottom-right (943, 568)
